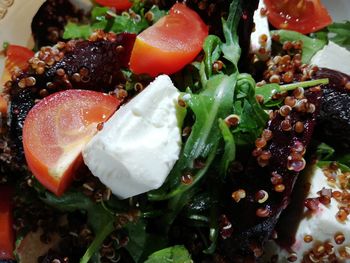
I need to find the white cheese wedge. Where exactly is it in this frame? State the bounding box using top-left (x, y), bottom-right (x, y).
top-left (83, 75), bottom-right (183, 199)
top-left (250, 0), bottom-right (271, 61)
top-left (263, 166), bottom-right (350, 262)
top-left (311, 41), bottom-right (350, 76)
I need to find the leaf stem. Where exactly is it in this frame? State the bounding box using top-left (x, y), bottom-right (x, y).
top-left (80, 220), bottom-right (114, 263)
top-left (280, 78), bottom-right (329, 92)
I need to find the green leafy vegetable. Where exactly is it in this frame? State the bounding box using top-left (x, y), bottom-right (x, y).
top-left (63, 22), bottom-right (93, 40)
top-left (149, 74), bottom-right (235, 200)
top-left (256, 78), bottom-right (329, 106)
top-left (218, 118), bottom-right (235, 177)
top-left (42, 191), bottom-right (115, 263)
top-left (144, 245), bottom-right (192, 263)
top-left (271, 30), bottom-right (326, 64)
top-left (233, 74), bottom-right (268, 146)
top-left (328, 21), bottom-right (350, 49)
top-left (147, 5), bottom-right (168, 23)
top-left (316, 142), bottom-right (335, 161)
top-left (80, 221), bottom-right (114, 263)
top-left (63, 6), bottom-right (156, 40)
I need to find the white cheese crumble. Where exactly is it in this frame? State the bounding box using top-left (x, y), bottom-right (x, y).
top-left (263, 166), bottom-right (350, 262)
top-left (250, 0), bottom-right (271, 61)
top-left (311, 41), bottom-right (350, 76)
top-left (82, 75), bottom-right (183, 199)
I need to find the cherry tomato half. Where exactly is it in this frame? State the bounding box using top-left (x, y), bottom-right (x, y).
top-left (265, 0), bottom-right (332, 34)
top-left (129, 3), bottom-right (208, 77)
top-left (23, 90), bottom-right (120, 196)
top-left (0, 186), bottom-right (14, 260)
top-left (95, 0), bottom-right (132, 11)
top-left (2, 45), bottom-right (34, 84)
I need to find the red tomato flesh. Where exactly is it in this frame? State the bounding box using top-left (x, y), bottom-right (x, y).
top-left (23, 90), bottom-right (120, 196)
top-left (265, 0), bottom-right (332, 34)
top-left (0, 186), bottom-right (14, 260)
top-left (129, 3), bottom-right (208, 77)
top-left (95, 0), bottom-right (132, 11)
top-left (2, 45), bottom-right (34, 84)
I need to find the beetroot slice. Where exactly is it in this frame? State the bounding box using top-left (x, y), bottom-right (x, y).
top-left (220, 88), bottom-right (322, 260)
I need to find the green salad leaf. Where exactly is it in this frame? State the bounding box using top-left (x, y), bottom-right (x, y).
top-left (328, 21), bottom-right (350, 49)
top-left (271, 29), bottom-right (326, 64)
top-left (144, 245), bottom-right (192, 263)
top-left (63, 5), bottom-right (165, 40)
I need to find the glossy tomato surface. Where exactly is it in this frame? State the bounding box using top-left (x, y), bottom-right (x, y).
top-left (2, 45), bottom-right (34, 84)
top-left (129, 3), bottom-right (208, 77)
top-left (23, 90), bottom-right (120, 196)
top-left (0, 186), bottom-right (14, 260)
top-left (95, 0), bottom-right (132, 11)
top-left (265, 0), bottom-right (332, 34)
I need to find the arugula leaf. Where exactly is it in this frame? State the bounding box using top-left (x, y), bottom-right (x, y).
top-left (41, 191), bottom-right (115, 263)
top-left (201, 35), bottom-right (222, 83)
top-left (144, 245), bottom-right (192, 263)
top-left (148, 74), bottom-right (235, 200)
top-left (221, 0), bottom-right (241, 69)
top-left (63, 22), bottom-right (93, 40)
top-left (147, 5), bottom-right (168, 23)
top-left (63, 6), bottom-right (150, 40)
top-left (256, 78), bottom-right (329, 106)
top-left (316, 142), bottom-right (335, 161)
top-left (271, 30), bottom-right (326, 64)
top-left (328, 22), bottom-right (350, 49)
top-left (232, 74), bottom-right (268, 146)
top-left (218, 118), bottom-right (235, 177)
top-left (125, 219), bottom-right (169, 263)
top-left (80, 221), bottom-right (114, 263)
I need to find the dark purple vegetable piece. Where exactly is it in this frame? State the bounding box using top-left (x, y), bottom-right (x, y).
top-left (219, 89), bottom-right (322, 260)
top-left (313, 68), bottom-right (350, 150)
top-left (31, 0), bottom-right (84, 47)
top-left (45, 34), bottom-right (135, 92)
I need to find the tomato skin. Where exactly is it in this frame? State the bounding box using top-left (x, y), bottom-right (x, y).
top-left (265, 0), bottom-right (332, 34)
top-left (5, 45), bottom-right (34, 72)
top-left (95, 0), bottom-right (132, 11)
top-left (2, 45), bottom-right (34, 84)
top-left (129, 3), bottom-right (208, 77)
top-left (23, 90), bottom-right (120, 196)
top-left (0, 186), bottom-right (15, 260)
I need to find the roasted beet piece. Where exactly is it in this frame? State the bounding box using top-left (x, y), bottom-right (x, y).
top-left (31, 0), bottom-right (84, 47)
top-left (219, 89), bottom-right (322, 260)
top-left (6, 32), bottom-right (135, 161)
top-left (313, 68), bottom-right (350, 151)
top-left (9, 89), bottom-right (36, 162)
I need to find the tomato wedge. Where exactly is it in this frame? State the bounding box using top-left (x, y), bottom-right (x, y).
top-left (129, 3), bottom-right (208, 77)
top-left (23, 90), bottom-right (120, 196)
top-left (0, 186), bottom-right (14, 260)
top-left (2, 45), bottom-right (34, 84)
top-left (95, 0), bottom-right (132, 11)
top-left (265, 0), bottom-right (332, 34)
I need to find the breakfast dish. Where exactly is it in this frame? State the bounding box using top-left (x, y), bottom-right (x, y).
top-left (0, 0), bottom-right (350, 262)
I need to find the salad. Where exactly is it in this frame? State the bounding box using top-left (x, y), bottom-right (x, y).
top-left (0, 0), bottom-right (350, 262)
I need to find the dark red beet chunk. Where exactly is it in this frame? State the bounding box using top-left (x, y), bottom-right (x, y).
top-left (313, 68), bottom-right (350, 150)
top-left (44, 34), bottom-right (135, 92)
top-left (219, 89), bottom-right (322, 261)
top-left (31, 0), bottom-right (84, 47)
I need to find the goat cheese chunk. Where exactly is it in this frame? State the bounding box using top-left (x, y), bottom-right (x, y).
top-left (263, 166), bottom-right (350, 262)
top-left (250, 0), bottom-right (271, 61)
top-left (82, 75), bottom-right (183, 199)
top-left (311, 41), bottom-right (350, 76)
